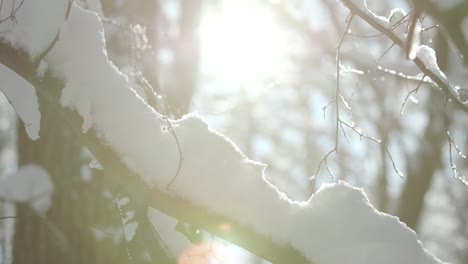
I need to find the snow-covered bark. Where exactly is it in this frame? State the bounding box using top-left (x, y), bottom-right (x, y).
top-left (0, 1), bottom-right (444, 263)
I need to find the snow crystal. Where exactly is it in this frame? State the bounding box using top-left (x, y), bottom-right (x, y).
top-left (0, 63), bottom-right (41, 140)
top-left (0, 164), bottom-right (54, 215)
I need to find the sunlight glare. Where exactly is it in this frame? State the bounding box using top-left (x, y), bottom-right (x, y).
top-left (200, 1), bottom-right (287, 84)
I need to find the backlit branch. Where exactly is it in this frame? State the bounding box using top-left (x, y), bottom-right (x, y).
top-left (0, 41), bottom-right (310, 264)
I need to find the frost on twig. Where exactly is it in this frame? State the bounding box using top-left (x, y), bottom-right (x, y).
top-left (315, 11), bottom-right (403, 181)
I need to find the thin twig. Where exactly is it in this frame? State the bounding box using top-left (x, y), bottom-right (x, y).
top-left (314, 13), bottom-right (354, 180)
top-left (385, 147), bottom-right (404, 178)
top-left (443, 98), bottom-right (468, 186)
top-left (376, 42), bottom-right (396, 63)
top-left (400, 74), bottom-right (425, 115)
top-left (123, 24), bottom-right (184, 190)
top-left (335, 13), bottom-right (354, 150)
top-left (34, 0), bottom-right (74, 67)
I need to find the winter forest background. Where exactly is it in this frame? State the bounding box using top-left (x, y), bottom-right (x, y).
top-left (0, 0), bottom-right (467, 263)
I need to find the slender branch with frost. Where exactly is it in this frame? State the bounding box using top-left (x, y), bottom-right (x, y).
top-left (341, 0), bottom-right (468, 184)
top-left (443, 98), bottom-right (468, 186)
top-left (341, 0), bottom-right (468, 112)
top-left (318, 13), bottom-right (403, 180)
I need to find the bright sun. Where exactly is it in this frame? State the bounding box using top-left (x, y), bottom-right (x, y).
top-left (199, 1), bottom-right (287, 84)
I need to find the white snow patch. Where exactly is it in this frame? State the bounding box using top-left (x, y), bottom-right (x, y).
top-left (388, 7), bottom-right (408, 39)
top-left (123, 221), bottom-right (138, 241)
top-left (36, 60), bottom-right (49, 79)
top-left (415, 45), bottom-right (447, 79)
top-left (0, 63), bottom-right (41, 140)
top-left (116, 197), bottom-right (129, 207)
top-left (0, 0), bottom-right (68, 58)
top-left (290, 182), bottom-right (441, 264)
top-left (345, 1), bottom-right (407, 40)
top-left (0, 164), bottom-right (54, 215)
top-left (408, 21), bottom-right (422, 60)
top-left (122, 210), bottom-right (135, 225)
top-left (89, 158), bottom-right (103, 170)
top-left (348, 0), bottom-right (389, 27)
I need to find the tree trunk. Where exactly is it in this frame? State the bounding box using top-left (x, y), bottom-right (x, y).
top-left (12, 87), bottom-right (122, 264)
top-left (396, 92), bottom-right (446, 230)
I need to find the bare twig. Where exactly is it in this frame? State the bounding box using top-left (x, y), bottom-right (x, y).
top-left (400, 74), bottom-right (425, 115)
top-left (376, 42), bottom-right (396, 63)
top-left (107, 17), bottom-right (184, 191)
top-left (334, 13), bottom-right (354, 150)
top-left (34, 0), bottom-right (74, 67)
top-left (0, 0), bottom-right (23, 24)
top-left (314, 13), bottom-right (354, 180)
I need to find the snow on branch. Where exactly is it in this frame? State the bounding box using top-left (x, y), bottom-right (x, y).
top-left (0, 1), bottom-right (443, 263)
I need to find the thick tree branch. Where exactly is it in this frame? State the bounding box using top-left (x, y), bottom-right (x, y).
top-left (0, 41), bottom-right (310, 264)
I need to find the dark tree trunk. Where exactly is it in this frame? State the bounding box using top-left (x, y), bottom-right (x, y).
top-left (396, 30), bottom-right (450, 231)
top-left (12, 84), bottom-right (125, 264)
top-left (13, 91), bottom-right (91, 263)
top-left (396, 93), bottom-right (446, 230)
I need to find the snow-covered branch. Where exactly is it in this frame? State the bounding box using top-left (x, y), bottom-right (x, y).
top-left (0, 39), bottom-right (310, 263)
top-left (0, 1), bottom-right (444, 263)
